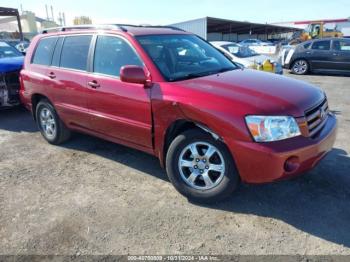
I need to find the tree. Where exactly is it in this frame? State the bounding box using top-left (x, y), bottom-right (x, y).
top-left (73, 16), bottom-right (92, 25)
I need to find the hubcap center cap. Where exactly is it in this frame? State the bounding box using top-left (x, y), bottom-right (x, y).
top-left (197, 161), bottom-right (206, 170)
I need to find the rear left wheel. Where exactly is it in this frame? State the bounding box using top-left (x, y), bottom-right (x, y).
top-left (166, 129), bottom-right (240, 203)
top-left (36, 99), bottom-right (71, 145)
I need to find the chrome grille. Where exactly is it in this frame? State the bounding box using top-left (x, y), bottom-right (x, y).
top-left (305, 98), bottom-right (329, 137)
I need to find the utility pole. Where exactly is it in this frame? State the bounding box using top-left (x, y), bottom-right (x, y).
top-left (63, 12), bottom-right (66, 26)
top-left (50, 5), bottom-right (54, 22)
top-left (45, 5), bottom-right (49, 21)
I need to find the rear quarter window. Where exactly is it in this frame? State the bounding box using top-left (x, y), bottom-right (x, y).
top-left (32, 37), bottom-right (58, 65)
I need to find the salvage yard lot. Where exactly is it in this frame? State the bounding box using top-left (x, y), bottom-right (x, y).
top-left (0, 72), bottom-right (350, 255)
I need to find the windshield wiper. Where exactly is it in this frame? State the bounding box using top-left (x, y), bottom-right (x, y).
top-left (170, 67), bottom-right (235, 82)
top-left (216, 67), bottom-right (235, 73)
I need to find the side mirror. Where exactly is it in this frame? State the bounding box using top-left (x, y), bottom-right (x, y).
top-left (120, 65), bottom-right (148, 85)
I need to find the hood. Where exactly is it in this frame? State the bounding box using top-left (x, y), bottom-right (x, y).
top-left (175, 69), bottom-right (324, 117)
top-left (0, 56), bottom-right (24, 73)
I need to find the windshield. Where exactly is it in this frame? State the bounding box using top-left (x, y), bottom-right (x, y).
top-left (222, 44), bottom-right (258, 58)
top-left (136, 34), bottom-right (238, 82)
top-left (0, 42), bottom-right (22, 58)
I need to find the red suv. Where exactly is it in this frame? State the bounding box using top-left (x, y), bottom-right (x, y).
top-left (20, 25), bottom-right (337, 202)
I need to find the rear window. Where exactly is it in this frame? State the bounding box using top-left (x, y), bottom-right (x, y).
top-left (311, 40), bottom-right (330, 51)
top-left (60, 35), bottom-right (92, 71)
top-left (32, 37), bottom-right (57, 65)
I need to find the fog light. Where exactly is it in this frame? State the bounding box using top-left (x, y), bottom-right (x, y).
top-left (284, 156), bottom-right (300, 173)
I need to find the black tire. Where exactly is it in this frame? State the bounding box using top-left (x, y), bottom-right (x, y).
top-left (291, 59), bottom-right (309, 75)
top-left (166, 129), bottom-right (240, 203)
top-left (35, 99), bottom-right (71, 145)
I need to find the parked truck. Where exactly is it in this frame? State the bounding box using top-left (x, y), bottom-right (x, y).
top-left (289, 22), bottom-right (343, 44)
top-left (288, 19), bottom-right (350, 45)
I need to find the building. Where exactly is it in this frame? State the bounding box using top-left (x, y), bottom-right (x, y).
top-left (170, 17), bottom-right (299, 42)
top-left (0, 8), bottom-right (59, 40)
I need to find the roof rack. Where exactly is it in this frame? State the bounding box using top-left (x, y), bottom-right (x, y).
top-left (114, 24), bottom-right (185, 32)
top-left (41, 24), bottom-right (185, 34)
top-left (41, 24), bottom-right (125, 34)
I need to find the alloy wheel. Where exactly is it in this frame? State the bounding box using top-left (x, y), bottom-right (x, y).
top-left (292, 60), bottom-right (308, 74)
top-left (39, 107), bottom-right (57, 139)
top-left (178, 142), bottom-right (225, 190)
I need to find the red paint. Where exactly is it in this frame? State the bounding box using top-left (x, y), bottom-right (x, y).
top-left (20, 28), bottom-right (337, 183)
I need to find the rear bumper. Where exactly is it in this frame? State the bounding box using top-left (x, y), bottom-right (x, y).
top-left (0, 71), bottom-right (21, 107)
top-left (226, 113), bottom-right (337, 183)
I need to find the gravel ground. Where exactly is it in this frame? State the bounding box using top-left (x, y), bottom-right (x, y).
top-left (0, 71), bottom-right (349, 256)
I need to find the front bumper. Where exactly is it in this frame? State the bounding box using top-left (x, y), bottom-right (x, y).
top-left (226, 114), bottom-right (337, 183)
top-left (282, 63), bottom-right (291, 69)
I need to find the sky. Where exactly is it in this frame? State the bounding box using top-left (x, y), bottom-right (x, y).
top-left (2, 0), bottom-right (350, 26)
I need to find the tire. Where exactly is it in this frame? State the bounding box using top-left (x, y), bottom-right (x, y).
top-left (291, 59), bottom-right (309, 75)
top-left (35, 99), bottom-right (71, 145)
top-left (166, 129), bottom-right (240, 203)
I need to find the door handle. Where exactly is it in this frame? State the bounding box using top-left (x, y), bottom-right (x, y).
top-left (48, 72), bottom-right (56, 79)
top-left (87, 80), bottom-right (100, 89)
top-left (333, 53), bottom-right (339, 56)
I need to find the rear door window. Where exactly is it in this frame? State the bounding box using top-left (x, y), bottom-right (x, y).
top-left (51, 37), bottom-right (64, 67)
top-left (311, 40), bottom-right (330, 51)
top-left (333, 40), bottom-right (350, 52)
top-left (32, 37), bottom-right (57, 65)
top-left (60, 35), bottom-right (92, 71)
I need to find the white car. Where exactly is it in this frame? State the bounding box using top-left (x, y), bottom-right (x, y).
top-left (239, 39), bottom-right (273, 46)
top-left (239, 39), bottom-right (276, 55)
top-left (211, 41), bottom-right (283, 74)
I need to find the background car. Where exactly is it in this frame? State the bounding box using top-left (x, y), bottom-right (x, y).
top-left (282, 38), bottom-right (350, 75)
top-left (239, 39), bottom-right (276, 55)
top-left (14, 41), bottom-right (30, 54)
top-left (211, 41), bottom-right (283, 74)
top-left (0, 41), bottom-right (24, 107)
top-left (2, 39), bottom-right (30, 54)
top-left (239, 39), bottom-right (273, 46)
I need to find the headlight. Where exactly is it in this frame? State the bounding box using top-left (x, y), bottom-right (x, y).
top-left (245, 116), bottom-right (301, 142)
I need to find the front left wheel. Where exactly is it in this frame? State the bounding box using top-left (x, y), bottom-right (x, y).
top-left (291, 59), bottom-right (309, 75)
top-left (166, 129), bottom-right (240, 203)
